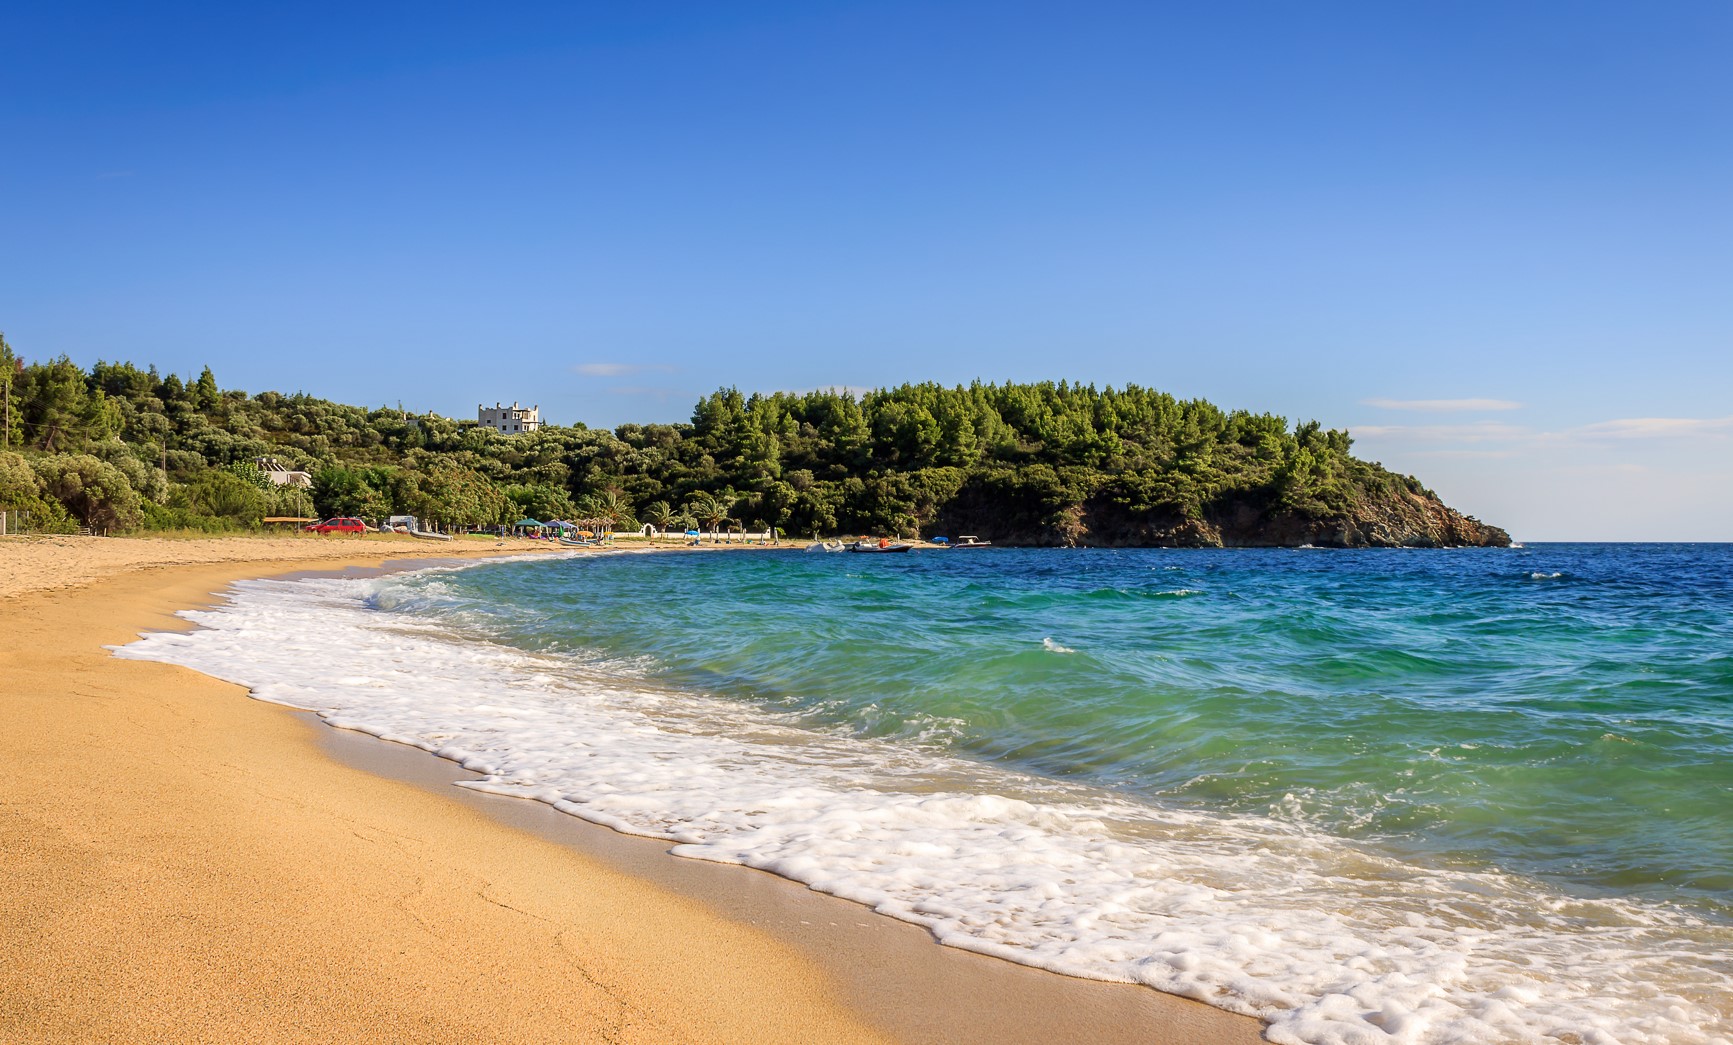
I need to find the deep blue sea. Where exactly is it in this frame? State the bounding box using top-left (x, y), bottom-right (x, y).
top-left (123, 543), bottom-right (1733, 1044)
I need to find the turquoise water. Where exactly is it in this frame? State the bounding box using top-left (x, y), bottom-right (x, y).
top-left (130, 542), bottom-right (1733, 1041)
top-left (425, 543), bottom-right (1733, 920)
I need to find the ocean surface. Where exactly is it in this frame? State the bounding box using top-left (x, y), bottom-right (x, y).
top-left (119, 543), bottom-right (1733, 1044)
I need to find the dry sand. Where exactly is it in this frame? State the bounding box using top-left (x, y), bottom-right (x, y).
top-left (0, 531), bottom-right (561, 600)
top-left (0, 534), bottom-right (1267, 1044)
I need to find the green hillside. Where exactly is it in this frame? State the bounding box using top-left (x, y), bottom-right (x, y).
top-left (0, 335), bottom-right (1507, 547)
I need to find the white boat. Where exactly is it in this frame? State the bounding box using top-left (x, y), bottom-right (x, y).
top-left (953, 535), bottom-right (992, 548)
top-left (385, 515), bottom-right (453, 541)
top-left (845, 539), bottom-right (914, 553)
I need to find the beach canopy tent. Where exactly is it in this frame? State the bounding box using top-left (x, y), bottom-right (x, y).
top-left (545, 520), bottom-right (577, 531)
top-left (515, 518), bottom-right (544, 528)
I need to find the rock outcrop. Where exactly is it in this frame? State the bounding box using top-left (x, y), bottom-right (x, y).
top-left (939, 489), bottom-right (1510, 549)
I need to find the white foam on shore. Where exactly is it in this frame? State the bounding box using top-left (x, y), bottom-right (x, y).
top-left (116, 570), bottom-right (1733, 1045)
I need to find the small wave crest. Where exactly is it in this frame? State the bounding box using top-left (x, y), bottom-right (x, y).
top-left (1077, 586), bottom-right (1203, 602)
top-left (1041, 637), bottom-right (1076, 654)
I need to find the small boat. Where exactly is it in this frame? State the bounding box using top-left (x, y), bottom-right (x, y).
top-left (558, 536), bottom-right (597, 547)
top-left (953, 535), bottom-right (992, 548)
top-left (845, 538), bottom-right (914, 553)
top-left (806, 540), bottom-right (847, 553)
top-left (389, 515), bottom-right (453, 541)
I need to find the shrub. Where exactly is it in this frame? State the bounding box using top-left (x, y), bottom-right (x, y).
top-left (29, 453), bottom-right (143, 531)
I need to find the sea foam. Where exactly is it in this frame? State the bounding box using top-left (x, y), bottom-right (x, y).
top-left (116, 567), bottom-right (1733, 1045)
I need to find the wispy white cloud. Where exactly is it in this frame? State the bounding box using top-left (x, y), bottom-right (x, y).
top-left (1361, 397), bottom-right (1523, 412)
top-left (1350, 422), bottom-right (1531, 442)
top-left (1354, 413), bottom-right (1733, 454)
top-left (573, 362), bottom-right (676, 377)
top-left (1572, 415), bottom-right (1733, 439)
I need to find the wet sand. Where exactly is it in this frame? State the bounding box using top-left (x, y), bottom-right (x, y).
top-left (0, 535), bottom-right (1266, 1044)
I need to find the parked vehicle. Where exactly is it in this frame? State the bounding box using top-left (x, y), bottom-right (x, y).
top-left (306, 517), bottom-right (369, 535)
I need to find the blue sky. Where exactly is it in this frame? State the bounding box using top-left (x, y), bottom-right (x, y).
top-left (3, 1), bottom-right (1729, 540)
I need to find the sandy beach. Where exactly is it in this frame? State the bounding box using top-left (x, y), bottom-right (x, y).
top-left (1, 534), bottom-right (1265, 1044)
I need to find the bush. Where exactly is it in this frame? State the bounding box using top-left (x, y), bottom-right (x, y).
top-left (0, 451), bottom-right (41, 508)
top-left (29, 453), bottom-right (143, 531)
top-left (180, 469), bottom-right (267, 524)
top-left (0, 452), bottom-right (79, 532)
top-left (139, 500), bottom-right (237, 533)
top-left (90, 438), bottom-right (167, 502)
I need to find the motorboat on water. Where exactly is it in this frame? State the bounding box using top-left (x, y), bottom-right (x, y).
top-left (953, 535), bottom-right (992, 548)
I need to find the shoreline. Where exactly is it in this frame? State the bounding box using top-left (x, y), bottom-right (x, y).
top-left (0, 535), bottom-right (1265, 1044)
top-left (311, 700), bottom-right (1263, 1045)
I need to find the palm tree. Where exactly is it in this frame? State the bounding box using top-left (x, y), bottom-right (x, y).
top-left (579, 489), bottom-right (637, 532)
top-left (685, 492), bottom-right (729, 540)
top-left (642, 500), bottom-right (676, 535)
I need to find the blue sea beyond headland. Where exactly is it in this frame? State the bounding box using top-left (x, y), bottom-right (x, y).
top-left (121, 543), bottom-right (1733, 1045)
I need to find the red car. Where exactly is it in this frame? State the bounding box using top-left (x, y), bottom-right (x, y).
top-left (305, 517), bottom-right (369, 535)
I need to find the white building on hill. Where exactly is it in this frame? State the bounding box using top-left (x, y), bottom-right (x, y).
top-left (478, 401), bottom-right (542, 434)
top-left (254, 456), bottom-right (313, 488)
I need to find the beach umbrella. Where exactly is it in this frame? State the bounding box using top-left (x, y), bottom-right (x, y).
top-left (684, 528), bottom-right (700, 537)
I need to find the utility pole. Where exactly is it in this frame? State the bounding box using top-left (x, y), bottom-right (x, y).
top-left (1, 331), bottom-right (10, 451)
top-left (1, 363), bottom-right (16, 452)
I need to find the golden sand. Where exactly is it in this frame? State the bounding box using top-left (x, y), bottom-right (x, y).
top-left (0, 535), bottom-right (1265, 1044)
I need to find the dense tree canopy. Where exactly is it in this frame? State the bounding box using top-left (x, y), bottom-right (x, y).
top-left (0, 335), bottom-right (1492, 545)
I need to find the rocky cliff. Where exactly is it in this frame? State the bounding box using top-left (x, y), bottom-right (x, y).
top-left (937, 488), bottom-right (1510, 549)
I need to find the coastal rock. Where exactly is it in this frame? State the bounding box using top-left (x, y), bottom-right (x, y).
top-left (938, 488), bottom-right (1510, 549)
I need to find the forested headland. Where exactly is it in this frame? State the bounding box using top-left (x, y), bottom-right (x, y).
top-left (0, 335), bottom-right (1508, 547)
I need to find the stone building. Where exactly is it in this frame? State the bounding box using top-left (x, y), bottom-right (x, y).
top-left (478, 401), bottom-right (542, 434)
